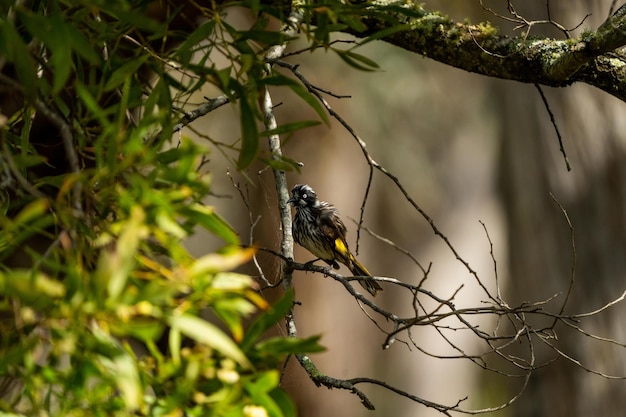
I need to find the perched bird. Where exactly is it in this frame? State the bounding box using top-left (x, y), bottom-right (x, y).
top-left (287, 184), bottom-right (383, 296)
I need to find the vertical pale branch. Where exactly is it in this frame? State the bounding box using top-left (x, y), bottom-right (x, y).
top-left (262, 8), bottom-right (303, 336)
top-left (261, 88), bottom-right (297, 341)
top-left (260, 10), bottom-right (379, 409)
top-left (261, 86), bottom-right (293, 290)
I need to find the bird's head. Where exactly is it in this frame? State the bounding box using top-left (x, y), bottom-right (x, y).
top-left (287, 184), bottom-right (318, 208)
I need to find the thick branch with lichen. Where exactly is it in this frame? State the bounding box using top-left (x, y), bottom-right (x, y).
top-left (346, 1), bottom-right (626, 101)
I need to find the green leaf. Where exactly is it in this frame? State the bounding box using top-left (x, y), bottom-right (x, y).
top-left (270, 388), bottom-right (297, 417)
top-left (244, 372), bottom-right (286, 417)
top-left (334, 48), bottom-right (380, 72)
top-left (92, 326), bottom-right (142, 411)
top-left (259, 120), bottom-right (320, 137)
top-left (180, 203), bottom-right (239, 245)
top-left (245, 370), bottom-right (279, 396)
top-left (176, 20), bottom-right (216, 64)
top-left (66, 24), bottom-right (101, 64)
top-left (263, 158), bottom-right (299, 173)
top-left (288, 83), bottom-right (330, 125)
top-left (314, 12), bottom-right (330, 44)
top-left (100, 6), bottom-right (165, 33)
top-left (212, 272), bottom-right (255, 291)
top-left (111, 320), bottom-right (164, 343)
top-left (169, 325), bottom-right (182, 365)
top-left (18, 11), bottom-right (73, 92)
top-left (155, 76), bottom-right (173, 140)
top-left (77, 83), bottom-right (111, 127)
top-left (11, 153), bottom-right (48, 169)
top-left (249, 0), bottom-right (261, 16)
top-left (237, 91), bottom-right (259, 169)
top-left (98, 351), bottom-right (142, 410)
top-left (13, 199), bottom-right (49, 225)
top-left (259, 73), bottom-right (329, 124)
top-left (97, 206), bottom-right (147, 301)
top-left (143, 75), bottom-right (164, 118)
top-left (217, 66), bottom-right (233, 90)
top-left (341, 15), bottom-right (367, 33)
top-left (155, 210), bottom-right (187, 239)
top-left (241, 289), bottom-right (294, 351)
top-left (104, 55), bottom-right (150, 91)
top-left (255, 335), bottom-right (325, 356)
top-left (0, 199), bottom-right (53, 259)
top-left (187, 249), bottom-right (254, 277)
top-left (0, 21), bottom-right (37, 96)
top-left (169, 314), bottom-right (252, 369)
top-left (0, 270), bottom-right (65, 306)
top-left (244, 370), bottom-right (289, 417)
top-left (212, 295), bottom-right (256, 342)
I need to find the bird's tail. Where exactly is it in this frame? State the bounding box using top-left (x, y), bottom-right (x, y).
top-left (333, 238), bottom-right (382, 296)
top-left (348, 253), bottom-right (383, 297)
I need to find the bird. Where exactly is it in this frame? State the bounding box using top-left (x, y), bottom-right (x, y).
top-left (287, 184), bottom-right (383, 296)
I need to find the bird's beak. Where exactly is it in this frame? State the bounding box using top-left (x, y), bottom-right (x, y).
top-left (286, 196), bottom-right (295, 205)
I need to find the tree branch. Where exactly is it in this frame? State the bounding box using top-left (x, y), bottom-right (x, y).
top-left (172, 95), bottom-right (230, 134)
top-left (348, 1), bottom-right (626, 101)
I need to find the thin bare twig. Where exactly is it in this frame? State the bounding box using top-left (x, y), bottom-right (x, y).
top-left (549, 192), bottom-right (576, 319)
top-left (535, 84), bottom-right (571, 171)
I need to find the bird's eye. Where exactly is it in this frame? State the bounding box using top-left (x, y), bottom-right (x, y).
top-left (302, 194), bottom-right (307, 199)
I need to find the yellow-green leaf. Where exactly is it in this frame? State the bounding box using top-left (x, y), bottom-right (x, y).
top-left (181, 203), bottom-right (239, 245)
top-left (169, 314), bottom-right (252, 369)
top-left (187, 248), bottom-right (255, 277)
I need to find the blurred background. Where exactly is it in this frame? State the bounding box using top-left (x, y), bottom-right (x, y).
top-left (185, 1), bottom-right (626, 415)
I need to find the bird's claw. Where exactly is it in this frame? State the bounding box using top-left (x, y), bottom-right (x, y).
top-left (303, 259), bottom-right (318, 269)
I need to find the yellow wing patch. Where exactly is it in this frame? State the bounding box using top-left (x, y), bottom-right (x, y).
top-left (333, 238), bottom-right (348, 256)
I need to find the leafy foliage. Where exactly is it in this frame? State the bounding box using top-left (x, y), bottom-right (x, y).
top-left (0, 134), bottom-right (324, 415)
top-left (0, 0), bottom-right (402, 414)
top-left (0, 0), bottom-right (361, 415)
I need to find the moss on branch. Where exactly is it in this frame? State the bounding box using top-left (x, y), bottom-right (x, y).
top-left (345, 1), bottom-right (626, 102)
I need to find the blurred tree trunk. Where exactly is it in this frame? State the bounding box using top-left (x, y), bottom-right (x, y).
top-left (496, 2), bottom-right (626, 415)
